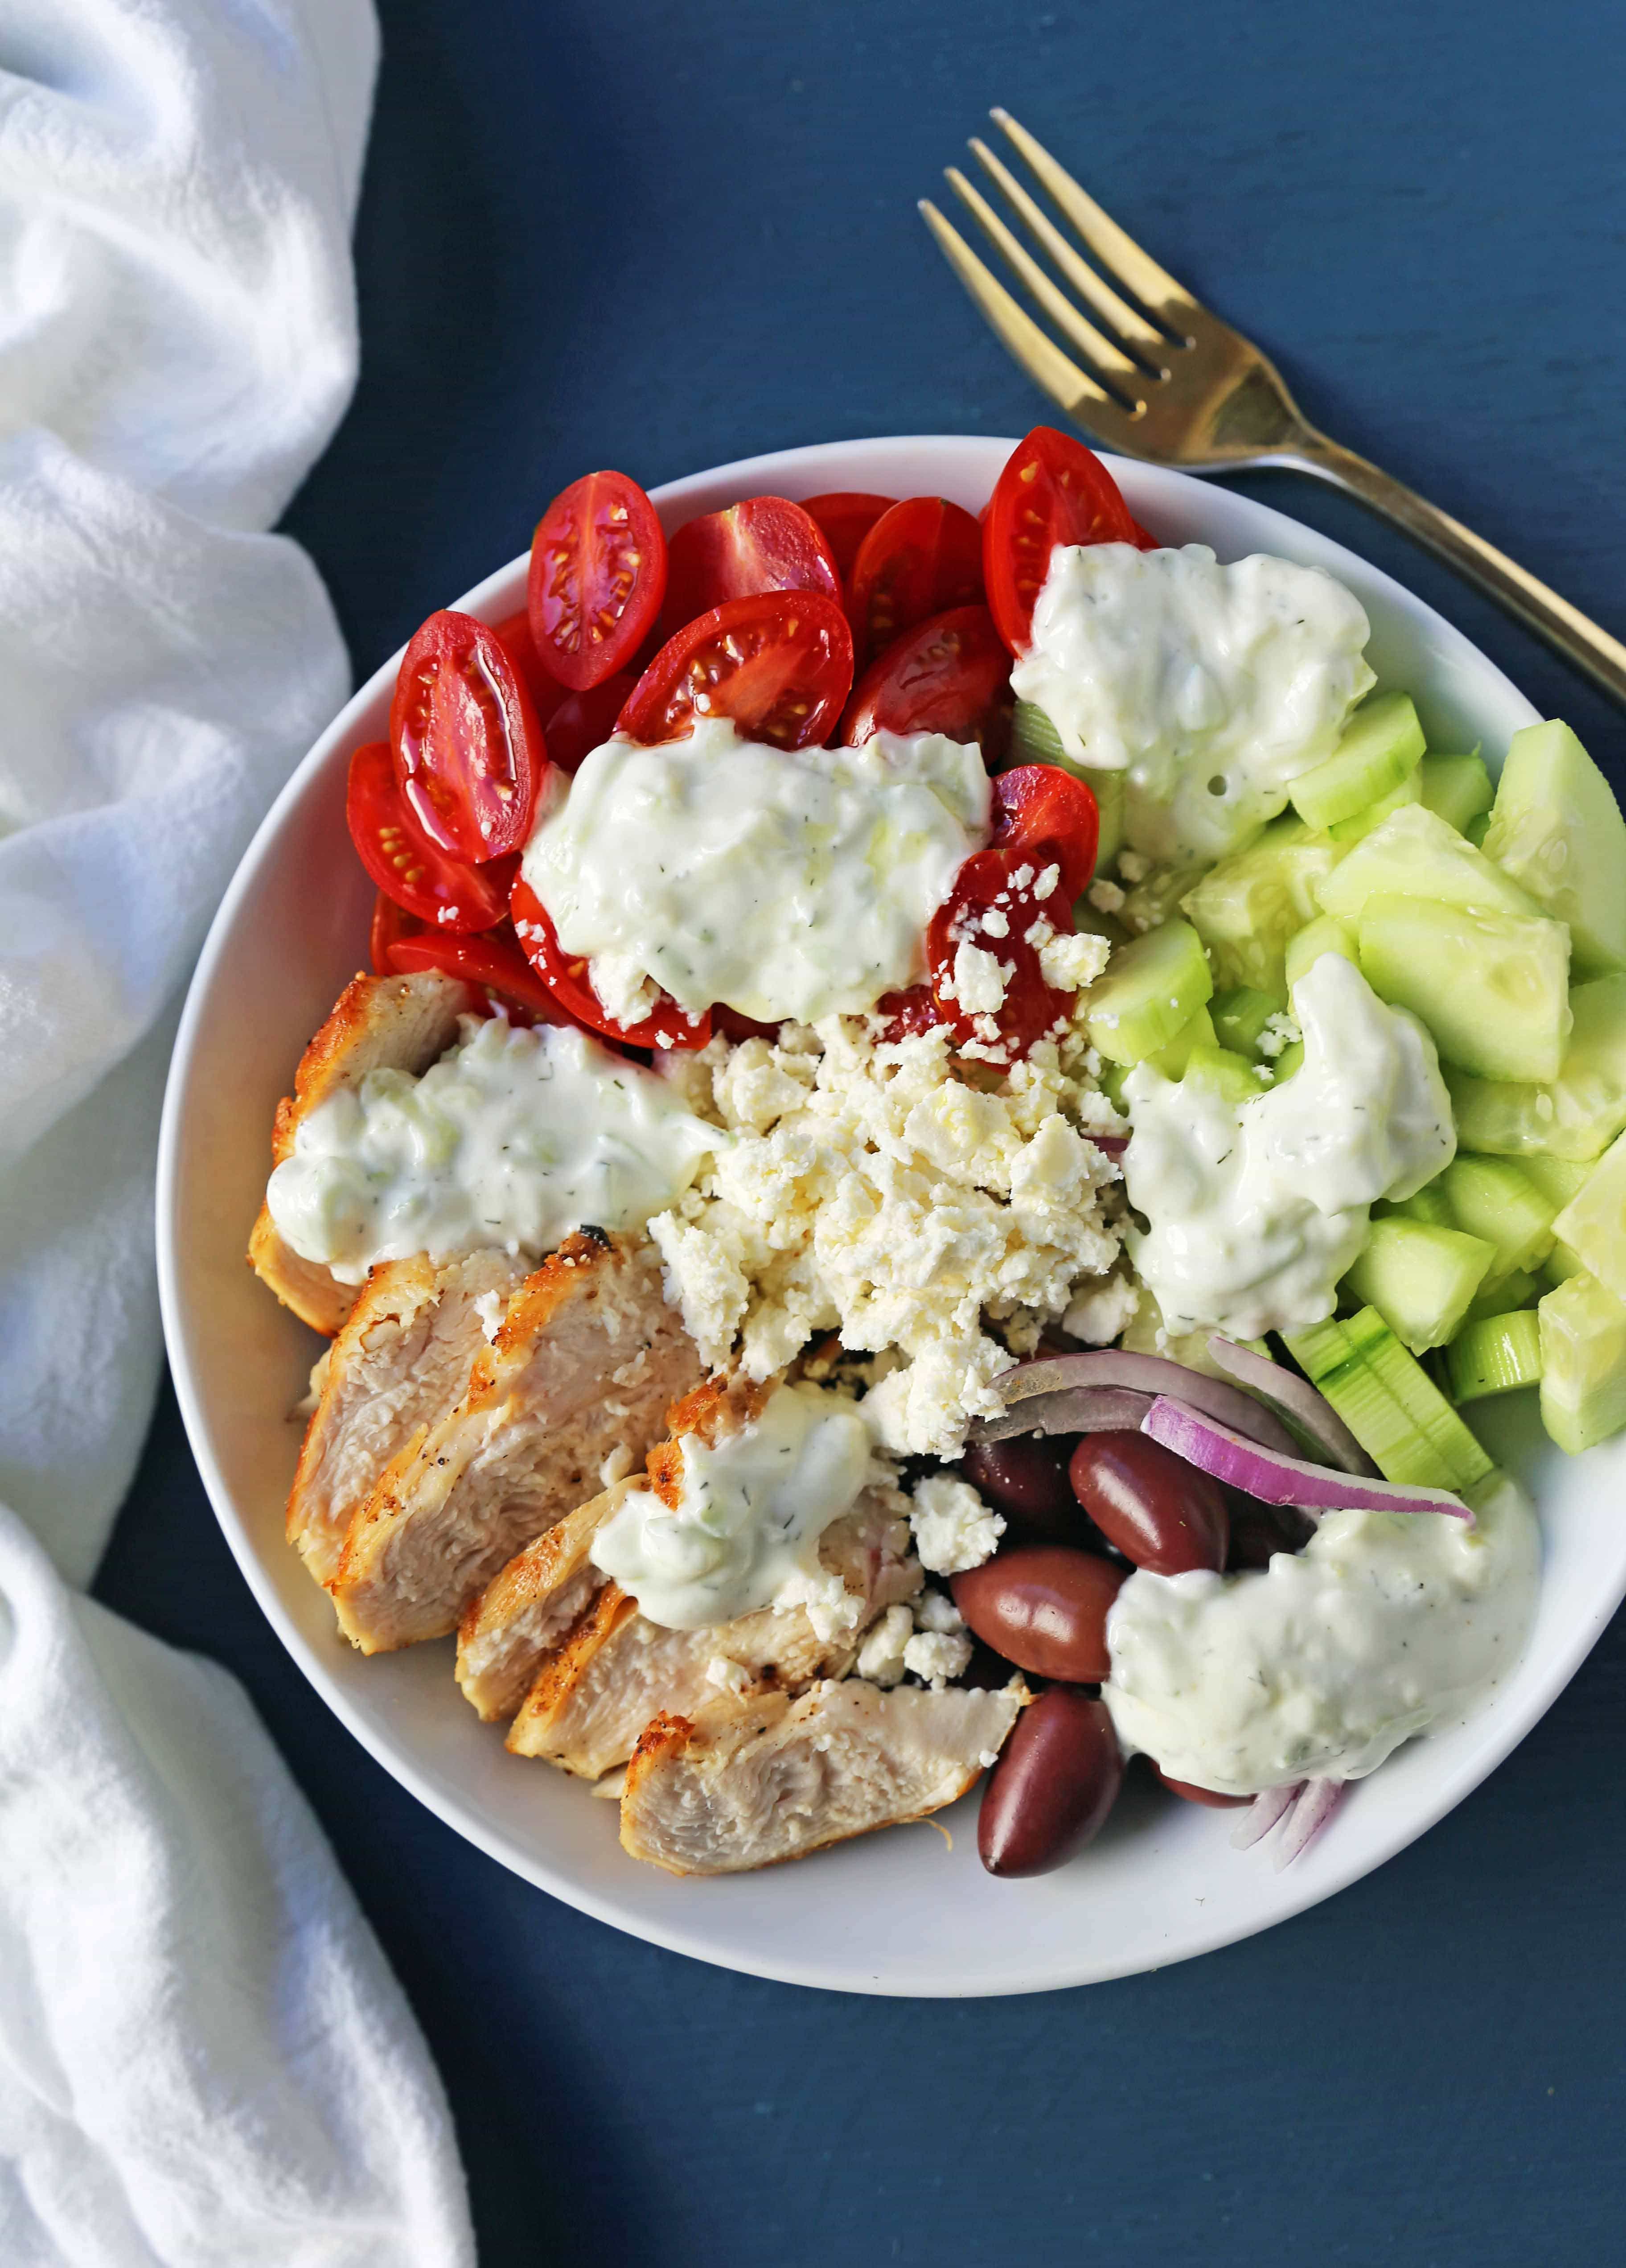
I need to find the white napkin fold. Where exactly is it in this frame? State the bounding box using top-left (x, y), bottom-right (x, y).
top-left (0, 1), bottom-right (475, 2258)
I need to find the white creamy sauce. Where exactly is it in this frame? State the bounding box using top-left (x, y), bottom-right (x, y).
top-left (589, 1381), bottom-right (872, 1630)
top-left (1122, 954), bottom-right (1454, 1338)
top-left (1009, 543), bottom-right (1376, 862)
top-left (519, 716), bottom-right (990, 1025)
top-left (1102, 1473), bottom-right (1540, 1795)
top-left (266, 1014), bottom-right (719, 1284)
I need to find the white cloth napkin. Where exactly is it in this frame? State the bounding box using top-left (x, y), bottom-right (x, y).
top-left (0, 2), bottom-right (475, 2259)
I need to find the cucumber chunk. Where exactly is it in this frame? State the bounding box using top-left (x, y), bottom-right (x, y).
top-left (1183, 1042), bottom-right (1269, 1106)
top-left (1481, 720), bottom-right (1626, 976)
top-left (1420, 750), bottom-right (1494, 835)
top-left (1448, 1310), bottom-right (1543, 1403)
top-left (1284, 1308), bottom-right (1493, 1490)
top-left (1342, 1218), bottom-right (1495, 1354)
top-left (1211, 985), bottom-right (1286, 1058)
top-left (1437, 1156), bottom-right (1559, 1277)
top-left (1515, 1155), bottom-right (1593, 1208)
top-left (1283, 914), bottom-right (1359, 992)
top-left (1099, 1005), bottom-right (1218, 1106)
top-left (1358, 896), bottom-right (1572, 1082)
top-left (1084, 919), bottom-right (1213, 1065)
top-left (1267, 1037), bottom-right (1305, 1085)
top-left (1317, 803), bottom-right (1544, 927)
top-left (1340, 1306), bottom-right (1495, 1488)
top-left (1287, 691), bottom-right (1425, 832)
top-left (1551, 1129), bottom-right (1626, 1303)
top-left (1443, 974), bottom-right (1626, 1161)
top-left (1377, 1178), bottom-right (1455, 1231)
top-left (1327, 771), bottom-right (1423, 846)
top-left (1461, 1267), bottom-right (1544, 1325)
top-left (1121, 861), bottom-right (1208, 937)
top-left (1539, 1271), bottom-right (1626, 1453)
top-left (1180, 817), bottom-right (1344, 995)
top-left (1008, 702), bottom-right (1125, 876)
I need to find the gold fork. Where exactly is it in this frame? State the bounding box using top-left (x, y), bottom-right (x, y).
top-left (923, 110), bottom-right (1626, 707)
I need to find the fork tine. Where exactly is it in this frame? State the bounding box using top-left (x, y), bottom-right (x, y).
top-left (917, 199), bottom-right (1126, 429)
top-left (967, 140), bottom-right (1167, 365)
top-left (990, 108), bottom-right (1199, 325)
top-left (944, 167), bottom-right (1144, 398)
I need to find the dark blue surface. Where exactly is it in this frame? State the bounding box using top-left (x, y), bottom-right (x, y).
top-left (97, 2), bottom-right (1626, 2260)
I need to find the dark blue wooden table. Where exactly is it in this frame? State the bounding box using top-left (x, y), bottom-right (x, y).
top-left (98, 2), bottom-right (1626, 2258)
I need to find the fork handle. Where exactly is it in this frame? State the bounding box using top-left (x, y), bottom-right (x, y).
top-left (1290, 432), bottom-right (1626, 709)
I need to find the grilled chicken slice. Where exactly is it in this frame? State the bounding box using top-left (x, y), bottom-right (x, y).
top-left (249, 969), bottom-right (475, 1335)
top-left (286, 1249), bottom-right (526, 1587)
top-left (503, 1486), bottom-right (921, 1778)
top-left (329, 1232), bottom-right (702, 1653)
top-left (619, 1678), bottom-right (1026, 1875)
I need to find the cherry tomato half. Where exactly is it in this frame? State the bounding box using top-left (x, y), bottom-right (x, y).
top-left (991, 761), bottom-right (1100, 904)
top-left (347, 742), bottom-right (516, 933)
top-left (841, 604), bottom-right (1011, 749)
top-left (848, 496), bottom-right (984, 664)
top-left (982, 427), bottom-right (1139, 655)
top-left (509, 875), bottom-right (713, 1052)
top-left (800, 491), bottom-right (896, 581)
top-left (370, 888), bottom-right (423, 975)
top-left (385, 918), bottom-right (569, 1025)
top-left (491, 605), bottom-right (565, 720)
top-left (390, 610), bottom-right (547, 863)
top-left (527, 469), bottom-right (667, 692)
top-left (542, 671), bottom-right (636, 774)
top-left (616, 589), bottom-right (853, 751)
top-left (658, 496), bottom-right (841, 642)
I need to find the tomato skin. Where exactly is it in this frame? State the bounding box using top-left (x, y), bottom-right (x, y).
top-left (509, 876), bottom-right (713, 1052)
top-left (616, 589), bottom-right (853, 752)
top-left (370, 889), bottom-right (425, 975)
top-left (491, 606), bottom-right (565, 720)
top-left (528, 470), bottom-right (667, 692)
top-left (348, 742), bottom-right (516, 933)
top-left (658, 496), bottom-right (841, 642)
top-left (983, 427), bottom-right (1139, 655)
top-left (385, 918), bottom-right (570, 1025)
top-left (390, 610), bottom-right (546, 863)
top-left (542, 671), bottom-right (635, 774)
top-left (990, 761), bottom-right (1100, 903)
top-left (800, 492), bottom-right (895, 582)
top-left (847, 496), bottom-right (984, 664)
top-left (841, 604), bottom-right (1010, 749)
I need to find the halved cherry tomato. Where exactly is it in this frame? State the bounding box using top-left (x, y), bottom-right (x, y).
top-left (509, 876), bottom-right (713, 1052)
top-left (386, 918), bottom-right (569, 1025)
top-left (658, 497), bottom-right (841, 641)
top-left (617, 589), bottom-right (853, 751)
top-left (800, 492), bottom-right (896, 582)
top-left (990, 761), bottom-right (1100, 903)
top-left (1129, 519), bottom-right (1159, 552)
top-left (348, 742), bottom-right (516, 932)
top-left (491, 606), bottom-right (565, 720)
top-left (370, 889), bottom-right (424, 975)
top-left (390, 610), bottom-right (547, 862)
top-left (983, 427), bottom-right (1139, 654)
top-left (527, 470), bottom-right (667, 692)
top-left (543, 671), bottom-right (635, 774)
top-left (841, 604), bottom-right (1011, 749)
top-left (848, 497), bottom-right (984, 663)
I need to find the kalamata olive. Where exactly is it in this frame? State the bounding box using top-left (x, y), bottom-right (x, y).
top-left (960, 1433), bottom-right (1084, 1542)
top-left (1153, 1765), bottom-right (1250, 1809)
top-left (951, 1544), bottom-right (1126, 1682)
top-left (979, 1688), bottom-right (1124, 1876)
top-left (1068, 1431), bottom-right (1229, 1576)
top-left (1226, 1499), bottom-right (1316, 1569)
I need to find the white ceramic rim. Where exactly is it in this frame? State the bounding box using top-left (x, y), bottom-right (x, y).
top-left (156, 435), bottom-right (1625, 1996)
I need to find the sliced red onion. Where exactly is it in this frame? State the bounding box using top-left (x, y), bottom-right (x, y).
top-left (1231, 1782), bottom-right (1300, 1850)
top-left (1091, 1133), bottom-right (1128, 1157)
top-left (993, 1351), bottom-right (1301, 1457)
top-left (1207, 1334), bottom-right (1379, 1479)
top-left (974, 1384), bottom-right (1154, 1442)
top-left (1273, 1777), bottom-right (1347, 1870)
top-left (1141, 1396), bottom-right (1472, 1522)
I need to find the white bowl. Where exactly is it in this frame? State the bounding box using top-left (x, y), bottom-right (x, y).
top-left (157, 435), bottom-right (1626, 1996)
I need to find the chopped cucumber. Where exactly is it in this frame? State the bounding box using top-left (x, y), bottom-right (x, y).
top-left (1268, 1037), bottom-right (1305, 1084)
top-left (1283, 914), bottom-right (1358, 992)
top-left (1340, 1305), bottom-right (1495, 1488)
top-left (1539, 1270), bottom-right (1626, 1453)
top-left (1448, 1310), bottom-right (1543, 1403)
top-left (1461, 1266), bottom-right (1544, 1324)
top-left (1465, 812), bottom-right (1492, 848)
top-left (1541, 1243), bottom-right (1587, 1290)
top-left (1121, 861), bottom-right (1208, 936)
top-left (1377, 1178), bottom-right (1455, 1231)
top-left (1098, 1005), bottom-right (1218, 1106)
top-left (1009, 702), bottom-right (1126, 875)
top-left (1284, 1309), bottom-right (1492, 1490)
top-left (1183, 1042), bottom-right (1269, 1106)
top-left (1358, 896), bottom-right (1572, 1082)
top-left (1481, 720), bottom-right (1626, 976)
top-left (1515, 1154), bottom-right (1593, 1208)
top-left (1072, 896), bottom-right (1131, 950)
top-left (1419, 749), bottom-right (1494, 836)
top-left (1084, 919), bottom-right (1213, 1065)
top-left (1009, 700), bottom-right (1065, 768)
top-left (1327, 771), bottom-right (1423, 845)
top-left (1287, 691), bottom-right (1425, 833)
top-left (1551, 1129), bottom-right (1626, 1303)
top-left (1342, 1218), bottom-right (1495, 1354)
top-left (1437, 1156), bottom-right (1558, 1277)
top-left (1211, 985), bottom-right (1286, 1058)
top-left (1317, 803), bottom-right (1544, 926)
top-left (1180, 817), bottom-right (1343, 995)
top-left (1443, 973), bottom-right (1626, 1161)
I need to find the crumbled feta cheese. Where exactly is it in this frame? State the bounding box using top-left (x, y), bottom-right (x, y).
top-left (855, 1603), bottom-right (914, 1687)
top-left (1257, 1011), bottom-right (1301, 1060)
top-left (944, 940), bottom-right (1010, 1016)
top-left (904, 1629), bottom-right (973, 1687)
top-left (589, 950), bottom-right (660, 1029)
top-left (705, 1655), bottom-right (752, 1696)
top-left (1063, 1272), bottom-right (1141, 1346)
top-left (472, 1289), bottom-right (506, 1343)
top-left (772, 1561), bottom-right (865, 1644)
top-left (1037, 930), bottom-right (1112, 995)
top-left (977, 1749), bottom-right (1002, 1769)
top-left (599, 1441), bottom-right (635, 1488)
top-left (909, 1474), bottom-right (1004, 1574)
top-left (1034, 864), bottom-right (1059, 901)
top-left (1086, 877), bottom-right (1125, 914)
top-left (712, 1036), bottom-right (816, 1132)
top-left (914, 1589), bottom-right (965, 1635)
top-left (1117, 850), bottom-right (1151, 885)
top-left (980, 906), bottom-right (1010, 939)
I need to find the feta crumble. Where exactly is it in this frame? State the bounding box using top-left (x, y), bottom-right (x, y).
top-left (855, 1603), bottom-right (913, 1687)
top-left (1257, 1011), bottom-right (1301, 1061)
top-left (903, 1629), bottom-right (973, 1687)
top-left (472, 1289), bottom-right (506, 1343)
top-left (909, 1474), bottom-right (1004, 1575)
top-left (914, 1589), bottom-right (966, 1635)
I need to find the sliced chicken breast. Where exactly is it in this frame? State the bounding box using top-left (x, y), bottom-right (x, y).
top-left (250, 969), bottom-right (475, 1335)
top-left (619, 1677), bottom-right (1027, 1875)
top-left (329, 1232), bottom-right (702, 1653)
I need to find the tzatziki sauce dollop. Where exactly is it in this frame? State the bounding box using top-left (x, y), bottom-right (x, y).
top-left (1121, 952), bottom-right (1455, 1339)
top-left (518, 714), bottom-right (991, 1027)
top-left (1008, 542), bottom-right (1376, 862)
top-left (266, 1013), bottom-right (720, 1284)
top-left (1102, 1473), bottom-right (1540, 1796)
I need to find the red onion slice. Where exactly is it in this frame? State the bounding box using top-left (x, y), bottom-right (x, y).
top-left (1091, 1133), bottom-right (1128, 1158)
top-left (1207, 1334), bottom-right (1379, 1479)
top-left (1231, 1782), bottom-right (1299, 1851)
top-left (973, 1384), bottom-right (1154, 1442)
top-left (1140, 1397), bottom-right (1472, 1521)
top-left (994, 1350), bottom-right (1300, 1457)
top-left (1273, 1777), bottom-right (1347, 1870)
